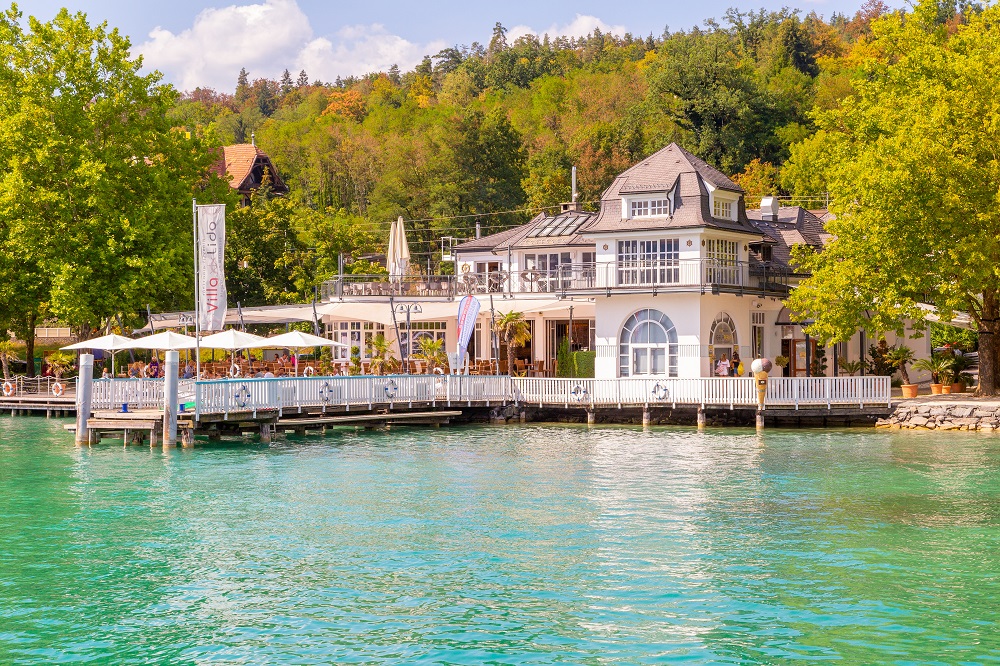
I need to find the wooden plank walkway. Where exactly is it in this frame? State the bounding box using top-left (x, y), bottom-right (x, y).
top-left (277, 411), bottom-right (463, 429)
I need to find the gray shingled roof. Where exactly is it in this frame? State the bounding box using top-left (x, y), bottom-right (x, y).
top-left (584, 143), bottom-right (760, 236)
top-left (746, 206), bottom-right (832, 267)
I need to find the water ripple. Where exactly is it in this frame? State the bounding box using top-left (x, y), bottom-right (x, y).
top-left (1, 417), bottom-right (1000, 663)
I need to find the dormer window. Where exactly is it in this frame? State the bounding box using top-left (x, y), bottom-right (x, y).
top-left (713, 199), bottom-right (733, 220)
top-left (629, 198), bottom-right (671, 218)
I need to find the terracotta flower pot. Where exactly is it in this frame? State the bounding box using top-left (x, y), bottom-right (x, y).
top-left (930, 383), bottom-right (943, 395)
top-left (950, 383), bottom-right (965, 394)
top-left (941, 384), bottom-right (952, 394)
top-left (901, 384), bottom-right (919, 399)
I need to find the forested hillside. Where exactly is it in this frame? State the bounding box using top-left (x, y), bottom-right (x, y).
top-left (168, 1), bottom-right (905, 302)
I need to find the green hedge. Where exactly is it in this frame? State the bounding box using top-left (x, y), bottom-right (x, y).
top-left (572, 351), bottom-right (595, 378)
top-left (555, 338), bottom-right (596, 378)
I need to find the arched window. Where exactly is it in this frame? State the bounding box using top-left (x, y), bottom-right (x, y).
top-left (709, 313), bottom-right (738, 373)
top-left (619, 309), bottom-right (678, 377)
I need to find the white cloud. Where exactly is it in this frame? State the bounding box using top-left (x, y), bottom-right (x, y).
top-left (298, 26), bottom-right (447, 85)
top-left (507, 14), bottom-right (628, 43)
top-left (138, 0), bottom-right (443, 91)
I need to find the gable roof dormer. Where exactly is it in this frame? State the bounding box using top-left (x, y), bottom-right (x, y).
top-left (583, 143), bottom-right (762, 237)
top-left (211, 143), bottom-right (289, 204)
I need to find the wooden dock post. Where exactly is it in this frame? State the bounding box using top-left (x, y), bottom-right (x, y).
top-left (756, 409), bottom-right (765, 430)
top-left (587, 409), bottom-right (595, 425)
top-left (642, 407), bottom-right (651, 427)
top-left (75, 354), bottom-right (94, 446)
top-left (162, 351), bottom-right (179, 447)
top-left (697, 407), bottom-right (706, 429)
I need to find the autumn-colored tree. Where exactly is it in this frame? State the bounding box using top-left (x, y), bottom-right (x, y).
top-left (322, 88), bottom-right (366, 122)
top-left (732, 159), bottom-right (781, 207)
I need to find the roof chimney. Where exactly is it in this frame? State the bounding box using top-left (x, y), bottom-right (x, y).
top-left (560, 166), bottom-right (582, 213)
top-left (251, 132), bottom-right (256, 147)
top-left (760, 195), bottom-right (779, 222)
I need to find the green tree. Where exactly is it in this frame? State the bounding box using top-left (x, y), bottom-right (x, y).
top-left (785, 1), bottom-right (1000, 394)
top-left (645, 30), bottom-right (784, 173)
top-left (0, 340), bottom-right (20, 381)
top-left (226, 185), bottom-right (311, 306)
top-left (0, 6), bottom-right (218, 341)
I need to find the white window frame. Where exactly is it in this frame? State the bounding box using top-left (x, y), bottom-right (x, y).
top-left (629, 198), bottom-right (671, 218)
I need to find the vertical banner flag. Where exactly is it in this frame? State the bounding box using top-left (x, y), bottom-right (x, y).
top-left (197, 204), bottom-right (228, 331)
top-left (456, 295), bottom-right (480, 366)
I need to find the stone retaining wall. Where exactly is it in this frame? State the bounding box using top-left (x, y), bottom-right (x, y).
top-left (877, 402), bottom-right (1000, 431)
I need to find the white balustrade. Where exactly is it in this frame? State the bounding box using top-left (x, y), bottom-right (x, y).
top-left (93, 374), bottom-right (890, 418)
top-left (91, 378), bottom-right (165, 410)
top-left (511, 376), bottom-right (890, 409)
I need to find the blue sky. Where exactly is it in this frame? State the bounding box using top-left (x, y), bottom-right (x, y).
top-left (22, 0), bottom-right (882, 91)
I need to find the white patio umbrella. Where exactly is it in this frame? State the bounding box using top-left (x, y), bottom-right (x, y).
top-left (200, 330), bottom-right (270, 377)
top-left (63, 334), bottom-right (134, 377)
top-left (199, 330), bottom-right (268, 350)
top-left (386, 215), bottom-right (411, 282)
top-left (125, 331), bottom-right (198, 350)
top-left (264, 331), bottom-right (346, 377)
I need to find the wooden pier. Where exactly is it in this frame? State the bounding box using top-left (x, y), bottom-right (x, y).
top-left (65, 405), bottom-right (468, 445)
top-left (1, 394), bottom-right (76, 418)
top-left (22, 355), bottom-right (895, 446)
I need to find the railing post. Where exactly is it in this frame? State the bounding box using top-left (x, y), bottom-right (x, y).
top-left (74, 354), bottom-right (94, 446)
top-left (163, 350), bottom-right (179, 447)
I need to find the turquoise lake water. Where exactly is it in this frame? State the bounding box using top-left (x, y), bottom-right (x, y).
top-left (1, 417), bottom-right (999, 664)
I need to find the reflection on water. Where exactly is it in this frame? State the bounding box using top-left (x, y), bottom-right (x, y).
top-left (1, 417), bottom-right (1000, 663)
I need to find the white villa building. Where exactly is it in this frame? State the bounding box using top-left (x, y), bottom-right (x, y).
top-left (434, 142), bottom-right (929, 380)
top-left (144, 142), bottom-right (931, 383)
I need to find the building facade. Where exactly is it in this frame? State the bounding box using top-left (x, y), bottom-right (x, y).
top-left (450, 143), bottom-right (931, 380)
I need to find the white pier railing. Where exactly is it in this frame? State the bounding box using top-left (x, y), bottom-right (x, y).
top-left (86, 375), bottom-right (891, 418)
top-left (510, 376), bottom-right (891, 410)
top-left (193, 374), bottom-right (513, 418)
top-left (91, 378), bottom-right (195, 411)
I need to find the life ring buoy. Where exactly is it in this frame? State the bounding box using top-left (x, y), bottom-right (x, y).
top-left (2, 381), bottom-right (15, 397)
top-left (52, 382), bottom-right (65, 397)
top-left (234, 383), bottom-right (252, 409)
top-left (570, 384), bottom-right (588, 402)
top-left (229, 364), bottom-right (241, 378)
top-left (319, 381), bottom-right (333, 404)
top-left (303, 366), bottom-right (315, 377)
top-left (651, 382), bottom-right (669, 401)
top-left (384, 378), bottom-right (399, 400)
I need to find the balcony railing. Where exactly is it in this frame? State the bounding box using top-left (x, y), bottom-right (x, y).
top-left (321, 260), bottom-right (790, 300)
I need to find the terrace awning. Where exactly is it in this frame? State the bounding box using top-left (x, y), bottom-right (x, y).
top-left (137, 296), bottom-right (595, 332)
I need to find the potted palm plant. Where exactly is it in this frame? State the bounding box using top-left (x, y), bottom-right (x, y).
top-left (888, 345), bottom-right (917, 398)
top-left (46, 351), bottom-right (76, 379)
top-left (494, 311), bottom-right (532, 377)
top-left (949, 353), bottom-right (973, 393)
top-left (913, 353), bottom-right (953, 395)
top-left (366, 333), bottom-right (398, 376)
top-left (837, 358), bottom-right (862, 376)
top-left (413, 336), bottom-right (447, 374)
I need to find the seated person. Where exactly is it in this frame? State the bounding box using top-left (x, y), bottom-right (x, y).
top-left (148, 358), bottom-right (160, 378)
top-left (182, 362), bottom-right (195, 379)
top-left (102, 368), bottom-right (111, 379)
top-left (128, 363), bottom-right (140, 378)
